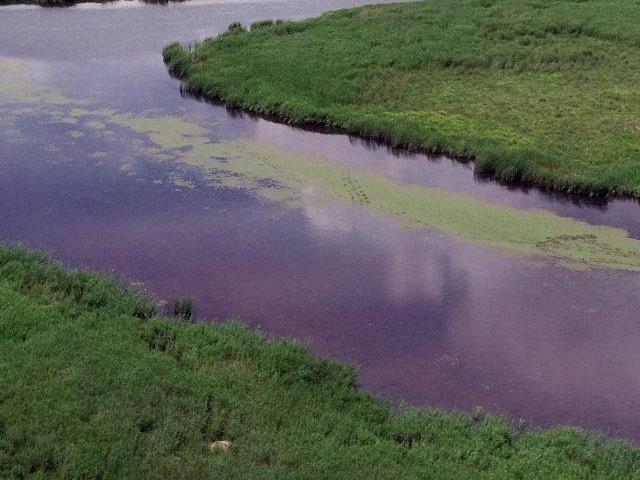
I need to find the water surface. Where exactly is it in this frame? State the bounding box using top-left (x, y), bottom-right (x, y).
top-left (1, 0), bottom-right (640, 444)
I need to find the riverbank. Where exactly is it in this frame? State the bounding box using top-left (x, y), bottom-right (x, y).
top-left (163, 0), bottom-right (640, 197)
top-left (0, 245), bottom-right (638, 478)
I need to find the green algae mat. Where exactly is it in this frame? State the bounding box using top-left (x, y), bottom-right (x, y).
top-left (163, 0), bottom-right (640, 197)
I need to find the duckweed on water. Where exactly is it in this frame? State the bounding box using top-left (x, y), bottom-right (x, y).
top-left (0, 58), bottom-right (87, 107)
top-left (97, 107), bottom-right (640, 271)
top-left (85, 120), bottom-right (106, 130)
top-left (4, 56), bottom-right (640, 271)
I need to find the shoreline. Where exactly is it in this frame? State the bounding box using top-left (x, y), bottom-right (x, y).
top-left (1, 244), bottom-right (640, 477)
top-left (175, 83), bottom-right (640, 206)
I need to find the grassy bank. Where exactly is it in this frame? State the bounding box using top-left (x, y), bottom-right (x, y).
top-left (164, 0), bottom-right (640, 197)
top-left (0, 246), bottom-right (639, 478)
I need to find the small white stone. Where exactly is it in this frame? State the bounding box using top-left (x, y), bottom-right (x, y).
top-left (208, 440), bottom-right (231, 452)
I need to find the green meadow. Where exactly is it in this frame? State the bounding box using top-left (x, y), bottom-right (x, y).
top-left (164, 0), bottom-right (640, 196)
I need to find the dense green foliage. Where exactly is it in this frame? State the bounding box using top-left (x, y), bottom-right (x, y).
top-left (0, 246), bottom-right (639, 478)
top-left (164, 0), bottom-right (640, 196)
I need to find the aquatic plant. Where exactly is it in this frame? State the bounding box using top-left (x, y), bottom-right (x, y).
top-left (226, 22), bottom-right (247, 35)
top-left (172, 296), bottom-right (193, 320)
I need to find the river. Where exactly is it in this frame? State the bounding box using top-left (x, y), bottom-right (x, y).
top-left (1, 0), bottom-right (639, 444)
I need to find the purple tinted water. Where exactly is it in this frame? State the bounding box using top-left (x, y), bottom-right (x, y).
top-left (1, 0), bottom-right (640, 444)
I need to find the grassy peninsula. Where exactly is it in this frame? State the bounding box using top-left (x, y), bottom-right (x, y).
top-left (0, 245), bottom-right (639, 478)
top-left (164, 0), bottom-right (640, 197)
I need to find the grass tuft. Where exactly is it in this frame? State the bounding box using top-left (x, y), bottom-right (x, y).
top-left (250, 20), bottom-right (276, 31)
top-left (172, 296), bottom-right (193, 320)
top-left (226, 22), bottom-right (247, 35)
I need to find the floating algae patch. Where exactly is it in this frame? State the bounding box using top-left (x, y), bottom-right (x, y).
top-left (0, 58), bottom-right (33, 102)
top-left (195, 142), bottom-right (640, 270)
top-left (169, 173), bottom-right (196, 189)
top-left (67, 130), bottom-right (84, 139)
top-left (85, 120), bottom-right (106, 130)
top-left (122, 123), bottom-right (640, 271)
top-left (109, 112), bottom-right (208, 149)
top-left (0, 57), bottom-right (87, 107)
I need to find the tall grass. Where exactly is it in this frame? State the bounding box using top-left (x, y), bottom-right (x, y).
top-left (1, 244), bottom-right (640, 478)
top-left (163, 0), bottom-right (640, 197)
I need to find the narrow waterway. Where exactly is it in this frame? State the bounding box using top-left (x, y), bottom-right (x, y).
top-left (1, 0), bottom-right (640, 444)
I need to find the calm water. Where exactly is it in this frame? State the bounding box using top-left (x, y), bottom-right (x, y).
top-left (2, 0), bottom-right (640, 444)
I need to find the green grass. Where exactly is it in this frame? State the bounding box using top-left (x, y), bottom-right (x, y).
top-left (163, 0), bottom-right (640, 197)
top-left (1, 246), bottom-right (640, 478)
